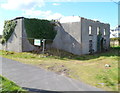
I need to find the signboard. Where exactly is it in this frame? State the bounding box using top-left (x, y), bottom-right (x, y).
top-left (34, 39), bottom-right (41, 46)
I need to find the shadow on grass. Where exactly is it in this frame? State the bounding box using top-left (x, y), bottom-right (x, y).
top-left (1, 47), bottom-right (119, 61)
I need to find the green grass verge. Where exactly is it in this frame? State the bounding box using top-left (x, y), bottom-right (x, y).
top-left (0, 75), bottom-right (26, 93)
top-left (0, 47), bottom-right (119, 91)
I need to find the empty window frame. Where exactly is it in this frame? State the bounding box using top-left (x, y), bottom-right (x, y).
top-left (89, 40), bottom-right (93, 50)
top-left (97, 27), bottom-right (100, 35)
top-left (104, 29), bottom-right (106, 35)
top-left (89, 26), bottom-right (92, 35)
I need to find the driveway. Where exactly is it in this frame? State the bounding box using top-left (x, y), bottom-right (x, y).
top-left (0, 56), bottom-right (103, 92)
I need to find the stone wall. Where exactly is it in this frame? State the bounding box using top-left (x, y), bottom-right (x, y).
top-left (2, 18), bottom-right (23, 52)
top-left (52, 17), bottom-right (110, 55)
top-left (2, 17), bottom-right (36, 52)
top-left (1, 17), bottom-right (110, 55)
top-left (81, 18), bottom-right (110, 54)
top-left (52, 21), bottom-right (82, 55)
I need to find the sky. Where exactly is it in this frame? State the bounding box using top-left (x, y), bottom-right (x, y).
top-left (0, 0), bottom-right (119, 35)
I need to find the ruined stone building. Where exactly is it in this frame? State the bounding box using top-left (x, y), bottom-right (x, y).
top-left (2, 16), bottom-right (110, 55)
top-left (53, 16), bottom-right (110, 55)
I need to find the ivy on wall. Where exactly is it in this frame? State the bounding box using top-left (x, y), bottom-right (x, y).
top-left (1, 20), bottom-right (16, 44)
top-left (24, 18), bottom-right (57, 40)
top-left (97, 31), bottom-right (102, 52)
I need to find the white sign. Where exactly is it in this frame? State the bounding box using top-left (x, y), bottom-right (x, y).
top-left (34, 39), bottom-right (41, 46)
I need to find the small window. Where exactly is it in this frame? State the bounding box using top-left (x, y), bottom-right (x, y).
top-left (89, 26), bottom-right (92, 35)
top-left (104, 29), bottom-right (106, 35)
top-left (97, 27), bottom-right (100, 35)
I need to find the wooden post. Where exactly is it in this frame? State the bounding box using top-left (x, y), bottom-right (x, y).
top-left (42, 39), bottom-right (45, 54)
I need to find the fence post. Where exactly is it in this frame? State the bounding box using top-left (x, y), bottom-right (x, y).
top-left (42, 39), bottom-right (45, 54)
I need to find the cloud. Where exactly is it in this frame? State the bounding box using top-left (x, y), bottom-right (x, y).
top-left (45, 13), bottom-right (64, 20)
top-left (52, 3), bottom-right (60, 6)
top-left (0, 0), bottom-right (45, 10)
top-left (23, 9), bottom-right (64, 20)
top-left (1, 0), bottom-right (119, 11)
top-left (23, 9), bottom-right (51, 17)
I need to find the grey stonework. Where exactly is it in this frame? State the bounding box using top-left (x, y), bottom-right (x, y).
top-left (81, 17), bottom-right (110, 54)
top-left (2, 18), bottom-right (23, 52)
top-left (2, 17), bottom-right (36, 52)
top-left (52, 17), bottom-right (110, 55)
top-left (52, 22), bottom-right (82, 55)
top-left (2, 17), bottom-right (110, 55)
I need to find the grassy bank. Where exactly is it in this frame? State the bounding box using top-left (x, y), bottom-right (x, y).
top-left (0, 47), bottom-right (119, 91)
top-left (0, 75), bottom-right (26, 93)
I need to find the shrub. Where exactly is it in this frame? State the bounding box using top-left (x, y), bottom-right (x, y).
top-left (110, 37), bottom-right (120, 41)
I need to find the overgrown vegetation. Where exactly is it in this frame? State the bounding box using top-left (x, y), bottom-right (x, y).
top-left (110, 38), bottom-right (120, 47)
top-left (24, 18), bottom-right (56, 40)
top-left (0, 47), bottom-right (119, 91)
top-left (1, 20), bottom-right (16, 44)
top-left (0, 18), bottom-right (56, 44)
top-left (0, 75), bottom-right (26, 93)
top-left (110, 37), bottom-right (120, 41)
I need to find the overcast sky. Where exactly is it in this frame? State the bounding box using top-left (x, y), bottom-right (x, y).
top-left (0, 0), bottom-right (119, 35)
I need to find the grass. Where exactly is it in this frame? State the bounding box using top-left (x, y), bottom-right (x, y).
top-left (0, 47), bottom-right (119, 91)
top-left (0, 75), bottom-right (26, 93)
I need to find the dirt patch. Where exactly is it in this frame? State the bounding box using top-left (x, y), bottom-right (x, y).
top-left (47, 65), bottom-right (70, 76)
top-left (56, 68), bottom-right (70, 76)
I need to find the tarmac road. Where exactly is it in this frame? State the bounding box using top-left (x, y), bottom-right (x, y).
top-left (0, 56), bottom-right (105, 92)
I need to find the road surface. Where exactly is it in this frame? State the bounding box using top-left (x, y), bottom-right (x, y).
top-left (0, 56), bottom-right (104, 92)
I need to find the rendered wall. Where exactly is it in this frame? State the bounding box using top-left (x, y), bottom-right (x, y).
top-left (1, 17), bottom-right (110, 55)
top-left (53, 17), bottom-right (110, 55)
top-left (52, 21), bottom-right (82, 55)
top-left (81, 18), bottom-right (110, 54)
top-left (2, 18), bottom-right (23, 52)
top-left (2, 18), bottom-right (36, 52)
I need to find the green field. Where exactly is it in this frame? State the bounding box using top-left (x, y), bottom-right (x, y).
top-left (0, 47), bottom-right (119, 91)
top-left (0, 75), bottom-right (26, 93)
